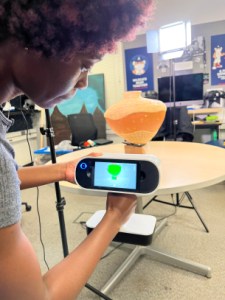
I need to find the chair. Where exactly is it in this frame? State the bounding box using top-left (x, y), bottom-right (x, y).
top-left (153, 106), bottom-right (194, 141)
top-left (151, 106), bottom-right (209, 232)
top-left (67, 113), bottom-right (98, 146)
top-left (67, 113), bottom-right (113, 147)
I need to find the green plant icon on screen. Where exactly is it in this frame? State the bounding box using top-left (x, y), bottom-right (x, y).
top-left (107, 164), bottom-right (122, 180)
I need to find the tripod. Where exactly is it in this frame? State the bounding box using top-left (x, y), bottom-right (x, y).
top-left (40, 109), bottom-right (112, 300)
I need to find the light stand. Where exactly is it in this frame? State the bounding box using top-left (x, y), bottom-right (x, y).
top-left (147, 21), bottom-right (191, 141)
top-left (40, 109), bottom-right (112, 300)
top-left (159, 22), bottom-right (191, 142)
top-left (159, 58), bottom-right (178, 141)
top-left (171, 59), bottom-right (177, 141)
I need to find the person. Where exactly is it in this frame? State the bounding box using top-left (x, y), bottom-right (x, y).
top-left (0, 1), bottom-right (154, 299)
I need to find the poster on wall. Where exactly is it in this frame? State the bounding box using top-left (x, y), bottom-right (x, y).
top-left (49, 74), bottom-right (106, 144)
top-left (211, 34), bottom-right (225, 86)
top-left (125, 46), bottom-right (154, 92)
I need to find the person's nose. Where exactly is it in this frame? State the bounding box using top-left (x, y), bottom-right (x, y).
top-left (75, 72), bottom-right (88, 90)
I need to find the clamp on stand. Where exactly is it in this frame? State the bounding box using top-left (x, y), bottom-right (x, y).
top-left (40, 109), bottom-right (112, 300)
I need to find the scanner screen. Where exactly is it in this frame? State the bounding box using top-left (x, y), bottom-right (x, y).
top-left (94, 161), bottom-right (137, 190)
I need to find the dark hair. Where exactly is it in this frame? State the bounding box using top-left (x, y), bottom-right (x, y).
top-left (0, 0), bottom-right (153, 60)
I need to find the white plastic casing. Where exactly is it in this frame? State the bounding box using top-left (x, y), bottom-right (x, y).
top-left (75, 153), bottom-right (160, 195)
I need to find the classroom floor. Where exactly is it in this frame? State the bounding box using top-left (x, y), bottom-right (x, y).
top-left (21, 182), bottom-right (225, 300)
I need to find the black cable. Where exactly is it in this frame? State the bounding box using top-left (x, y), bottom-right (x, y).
top-left (79, 221), bottom-right (87, 230)
top-left (19, 108), bottom-right (33, 163)
top-left (19, 96), bottom-right (49, 270)
top-left (79, 221), bottom-right (123, 261)
top-left (36, 187), bottom-right (50, 270)
top-left (100, 243), bottom-right (124, 260)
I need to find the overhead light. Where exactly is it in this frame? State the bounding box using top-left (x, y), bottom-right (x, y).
top-left (159, 21), bottom-right (191, 59)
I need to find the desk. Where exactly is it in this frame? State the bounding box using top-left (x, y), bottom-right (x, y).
top-left (188, 108), bottom-right (223, 141)
top-left (55, 141), bottom-right (225, 293)
top-left (187, 107), bottom-right (222, 116)
top-left (192, 121), bottom-right (222, 140)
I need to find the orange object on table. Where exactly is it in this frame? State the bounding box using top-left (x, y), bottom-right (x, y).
top-left (104, 91), bottom-right (166, 145)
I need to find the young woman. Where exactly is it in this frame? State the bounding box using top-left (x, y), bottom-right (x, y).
top-left (0, 1), bottom-right (153, 299)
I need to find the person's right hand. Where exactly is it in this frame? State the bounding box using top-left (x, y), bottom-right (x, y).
top-left (105, 192), bottom-right (137, 227)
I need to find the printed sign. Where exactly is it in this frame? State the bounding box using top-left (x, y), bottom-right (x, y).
top-left (125, 47), bottom-right (154, 92)
top-left (211, 34), bottom-right (225, 86)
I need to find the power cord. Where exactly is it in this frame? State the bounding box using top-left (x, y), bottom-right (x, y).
top-left (19, 96), bottom-right (49, 270)
top-left (100, 243), bottom-right (124, 260)
top-left (36, 187), bottom-right (50, 270)
top-left (79, 220), bottom-right (123, 260)
top-left (19, 108), bottom-right (34, 165)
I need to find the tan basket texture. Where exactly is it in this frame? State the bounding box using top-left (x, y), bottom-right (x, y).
top-left (120, 130), bottom-right (156, 145)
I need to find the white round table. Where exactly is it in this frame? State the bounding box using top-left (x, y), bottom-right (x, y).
top-left (55, 141), bottom-right (225, 196)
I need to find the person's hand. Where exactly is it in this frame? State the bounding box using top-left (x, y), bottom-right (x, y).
top-left (106, 192), bottom-right (137, 226)
top-left (64, 152), bottom-right (102, 183)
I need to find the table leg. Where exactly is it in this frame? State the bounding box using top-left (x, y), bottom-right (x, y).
top-left (135, 196), bottom-right (144, 214)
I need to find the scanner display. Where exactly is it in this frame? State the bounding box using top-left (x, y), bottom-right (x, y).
top-left (75, 154), bottom-right (160, 195)
top-left (94, 161), bottom-right (137, 190)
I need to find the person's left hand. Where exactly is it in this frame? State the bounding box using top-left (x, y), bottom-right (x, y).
top-left (64, 152), bottom-right (102, 183)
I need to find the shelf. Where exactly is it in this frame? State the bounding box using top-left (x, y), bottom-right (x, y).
top-left (192, 121), bottom-right (222, 126)
top-left (188, 108), bottom-right (222, 115)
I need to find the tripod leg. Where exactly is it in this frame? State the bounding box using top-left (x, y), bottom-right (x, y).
top-left (142, 195), bottom-right (157, 210)
top-left (185, 192), bottom-right (209, 233)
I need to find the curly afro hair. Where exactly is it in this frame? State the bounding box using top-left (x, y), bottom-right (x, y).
top-left (0, 0), bottom-right (153, 60)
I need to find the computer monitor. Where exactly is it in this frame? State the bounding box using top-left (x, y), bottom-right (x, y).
top-left (158, 73), bottom-right (204, 107)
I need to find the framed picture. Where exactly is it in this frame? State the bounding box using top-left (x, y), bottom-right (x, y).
top-left (50, 74), bottom-right (106, 144)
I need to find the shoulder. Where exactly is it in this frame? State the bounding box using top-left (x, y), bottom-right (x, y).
top-left (0, 140), bottom-right (21, 228)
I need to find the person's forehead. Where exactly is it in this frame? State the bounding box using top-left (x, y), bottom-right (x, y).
top-left (50, 52), bottom-right (102, 68)
top-left (76, 51), bottom-right (103, 61)
top-left (69, 53), bottom-right (102, 67)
